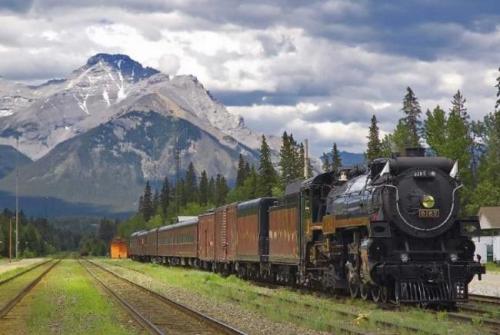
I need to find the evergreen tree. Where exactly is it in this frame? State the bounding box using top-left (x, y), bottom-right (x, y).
top-left (424, 106), bottom-right (447, 156)
top-left (142, 181), bottom-right (154, 221)
top-left (468, 110), bottom-right (500, 213)
top-left (176, 178), bottom-right (186, 207)
top-left (244, 162), bottom-right (251, 178)
top-left (138, 195), bottom-right (144, 214)
top-left (184, 162), bottom-right (198, 203)
top-left (279, 132), bottom-right (294, 188)
top-left (401, 87), bottom-right (422, 147)
top-left (380, 134), bottom-right (393, 157)
top-left (392, 119), bottom-right (412, 154)
top-left (451, 90), bottom-right (470, 121)
top-left (495, 67), bottom-right (500, 111)
top-left (199, 170), bottom-right (209, 205)
top-left (298, 142), bottom-right (306, 178)
top-left (366, 114), bottom-right (382, 161)
top-left (208, 177), bottom-right (216, 204)
top-left (258, 135), bottom-right (277, 197)
top-left (321, 153), bottom-right (331, 172)
top-left (152, 190), bottom-right (160, 212)
top-left (98, 219), bottom-right (116, 244)
top-left (331, 143), bottom-right (342, 174)
top-left (236, 154), bottom-right (247, 187)
top-left (215, 174), bottom-right (229, 206)
top-left (160, 177), bottom-right (170, 216)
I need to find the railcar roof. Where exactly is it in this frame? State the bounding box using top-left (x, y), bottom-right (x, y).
top-left (130, 230), bottom-right (149, 237)
top-left (158, 218), bottom-right (199, 232)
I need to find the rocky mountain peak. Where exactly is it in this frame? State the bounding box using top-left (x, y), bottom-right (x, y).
top-left (85, 53), bottom-right (159, 82)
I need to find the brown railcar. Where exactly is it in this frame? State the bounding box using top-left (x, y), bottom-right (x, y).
top-left (214, 203), bottom-right (238, 263)
top-left (198, 212), bottom-right (216, 263)
top-left (268, 194), bottom-right (301, 264)
top-left (236, 198), bottom-right (276, 263)
top-left (144, 228), bottom-right (158, 258)
top-left (129, 230), bottom-right (148, 259)
top-left (158, 218), bottom-right (198, 261)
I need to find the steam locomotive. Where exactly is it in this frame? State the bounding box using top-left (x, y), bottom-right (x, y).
top-left (130, 149), bottom-right (485, 305)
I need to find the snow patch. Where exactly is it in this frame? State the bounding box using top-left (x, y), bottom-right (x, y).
top-left (102, 89), bottom-right (111, 107)
top-left (0, 109), bottom-right (13, 117)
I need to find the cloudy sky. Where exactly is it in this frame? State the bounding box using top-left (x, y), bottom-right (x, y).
top-left (1, 0), bottom-right (499, 154)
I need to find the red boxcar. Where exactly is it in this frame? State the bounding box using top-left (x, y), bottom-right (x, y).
top-left (214, 203), bottom-right (238, 264)
top-left (236, 198), bottom-right (276, 263)
top-left (157, 218), bottom-right (198, 264)
top-left (198, 212), bottom-right (215, 264)
top-left (268, 194), bottom-right (301, 264)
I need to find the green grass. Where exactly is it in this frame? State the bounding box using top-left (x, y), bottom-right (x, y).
top-left (485, 262), bottom-right (500, 272)
top-left (25, 260), bottom-right (142, 335)
top-left (99, 259), bottom-right (490, 335)
top-left (0, 259), bottom-right (47, 282)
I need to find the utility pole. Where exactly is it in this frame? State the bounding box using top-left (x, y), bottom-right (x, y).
top-left (15, 137), bottom-right (19, 260)
top-left (9, 218), bottom-right (12, 263)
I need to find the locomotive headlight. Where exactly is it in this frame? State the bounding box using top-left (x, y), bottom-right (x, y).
top-left (400, 253), bottom-right (410, 263)
top-left (421, 195), bottom-right (435, 208)
top-left (450, 253), bottom-right (458, 262)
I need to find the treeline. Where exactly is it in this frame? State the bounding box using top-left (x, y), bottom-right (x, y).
top-left (121, 134), bottom-right (313, 235)
top-left (79, 218), bottom-right (118, 256)
top-left (358, 68), bottom-right (500, 213)
top-left (0, 209), bottom-right (80, 258)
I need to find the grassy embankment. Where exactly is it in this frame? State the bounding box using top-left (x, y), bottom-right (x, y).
top-left (485, 262), bottom-right (500, 272)
top-left (21, 260), bottom-right (143, 335)
top-left (99, 259), bottom-right (493, 335)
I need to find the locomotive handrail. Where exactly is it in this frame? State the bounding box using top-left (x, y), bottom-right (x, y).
top-left (375, 183), bottom-right (463, 232)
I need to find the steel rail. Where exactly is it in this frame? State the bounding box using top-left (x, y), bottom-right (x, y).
top-left (0, 259), bottom-right (60, 318)
top-left (0, 259), bottom-right (52, 286)
top-left (82, 259), bottom-right (247, 335)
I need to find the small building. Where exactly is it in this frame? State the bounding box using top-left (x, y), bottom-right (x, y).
top-left (472, 207), bottom-right (500, 264)
top-left (110, 238), bottom-right (129, 259)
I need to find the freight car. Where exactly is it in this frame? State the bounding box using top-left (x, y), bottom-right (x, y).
top-left (130, 150), bottom-right (485, 305)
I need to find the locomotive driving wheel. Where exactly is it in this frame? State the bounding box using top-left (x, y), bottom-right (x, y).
top-left (360, 283), bottom-right (370, 300)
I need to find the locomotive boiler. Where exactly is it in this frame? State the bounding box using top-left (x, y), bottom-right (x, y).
top-left (312, 149), bottom-right (485, 304)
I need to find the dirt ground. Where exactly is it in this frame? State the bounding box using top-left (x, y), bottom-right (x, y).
top-left (469, 271), bottom-right (500, 297)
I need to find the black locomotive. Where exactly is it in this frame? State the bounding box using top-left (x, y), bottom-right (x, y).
top-left (130, 149), bottom-right (485, 305)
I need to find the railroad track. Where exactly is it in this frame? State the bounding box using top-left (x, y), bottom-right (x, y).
top-left (0, 259), bottom-right (60, 319)
top-left (0, 259), bottom-right (52, 286)
top-left (81, 259), bottom-right (246, 335)
top-left (469, 293), bottom-right (500, 306)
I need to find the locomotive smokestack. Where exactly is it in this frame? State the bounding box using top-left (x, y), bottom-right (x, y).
top-left (304, 139), bottom-right (309, 179)
top-left (404, 147), bottom-right (426, 157)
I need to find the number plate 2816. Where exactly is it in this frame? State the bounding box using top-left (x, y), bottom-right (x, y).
top-left (419, 209), bottom-right (440, 218)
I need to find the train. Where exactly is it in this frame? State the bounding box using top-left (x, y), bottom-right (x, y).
top-left (130, 149), bottom-right (485, 305)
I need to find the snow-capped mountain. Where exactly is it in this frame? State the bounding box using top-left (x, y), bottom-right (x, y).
top-left (0, 53), bottom-right (271, 213)
top-left (0, 53), bottom-right (270, 160)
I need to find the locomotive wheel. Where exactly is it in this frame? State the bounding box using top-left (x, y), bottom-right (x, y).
top-left (348, 276), bottom-right (360, 298)
top-left (371, 285), bottom-right (381, 303)
top-left (360, 283), bottom-right (370, 300)
top-left (380, 286), bottom-right (389, 303)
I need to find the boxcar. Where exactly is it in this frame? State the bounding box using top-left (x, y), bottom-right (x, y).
top-left (268, 193), bottom-right (301, 265)
top-left (144, 228), bottom-right (158, 260)
top-left (157, 218), bottom-right (199, 266)
top-left (236, 198), bottom-right (276, 263)
top-left (129, 230), bottom-right (148, 259)
top-left (110, 238), bottom-right (128, 259)
top-left (214, 203), bottom-right (238, 267)
top-left (198, 211), bottom-right (216, 267)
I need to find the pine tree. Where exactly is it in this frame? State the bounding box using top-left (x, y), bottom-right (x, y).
top-left (392, 119), bottom-right (412, 154)
top-left (424, 106), bottom-right (447, 156)
top-left (321, 153), bottom-right (331, 172)
top-left (138, 195), bottom-right (144, 214)
top-left (199, 170), bottom-right (209, 205)
top-left (215, 174), bottom-right (229, 206)
top-left (495, 67), bottom-right (500, 111)
top-left (142, 181), bottom-right (154, 222)
top-left (184, 162), bottom-right (198, 203)
top-left (160, 177), bottom-right (170, 216)
top-left (152, 189), bottom-right (160, 212)
top-left (380, 134), bottom-right (393, 157)
top-left (401, 87), bottom-right (422, 147)
top-left (208, 177), bottom-right (216, 204)
top-left (331, 143), bottom-right (342, 174)
top-left (279, 132), bottom-right (294, 188)
top-left (451, 90), bottom-right (469, 121)
top-left (298, 142), bottom-right (306, 178)
top-left (258, 135), bottom-right (277, 197)
top-left (244, 162), bottom-right (251, 178)
top-left (236, 154), bottom-right (247, 187)
top-left (366, 114), bottom-right (382, 161)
